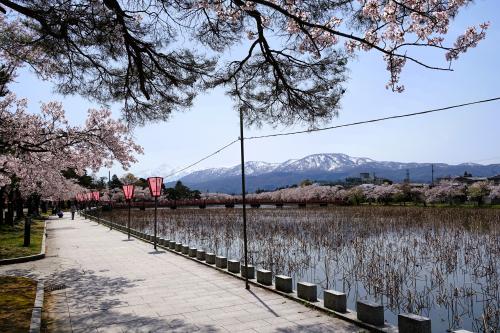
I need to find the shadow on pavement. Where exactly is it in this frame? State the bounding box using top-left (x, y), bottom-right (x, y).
top-left (3, 267), bottom-right (223, 332)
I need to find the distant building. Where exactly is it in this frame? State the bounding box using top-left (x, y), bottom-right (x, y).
top-left (345, 173), bottom-right (392, 186)
top-left (438, 173), bottom-right (489, 185)
top-left (360, 172), bottom-right (370, 180)
top-left (488, 175), bottom-right (500, 185)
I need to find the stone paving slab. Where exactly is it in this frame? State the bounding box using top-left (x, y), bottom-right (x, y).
top-left (0, 214), bottom-right (365, 333)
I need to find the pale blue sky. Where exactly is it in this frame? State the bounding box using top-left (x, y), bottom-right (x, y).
top-left (9, 0), bottom-right (500, 180)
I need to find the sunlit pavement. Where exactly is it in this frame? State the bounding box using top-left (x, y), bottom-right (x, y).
top-left (0, 214), bottom-right (363, 333)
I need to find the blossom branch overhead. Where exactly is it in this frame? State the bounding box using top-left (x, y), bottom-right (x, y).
top-left (0, 0), bottom-right (490, 127)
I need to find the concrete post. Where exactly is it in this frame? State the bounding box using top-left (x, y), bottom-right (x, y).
top-left (256, 269), bottom-right (272, 286)
top-left (241, 265), bottom-right (255, 279)
top-left (275, 275), bottom-right (293, 293)
top-left (215, 256), bottom-right (227, 268)
top-left (169, 241), bottom-right (176, 249)
top-left (175, 243), bottom-right (182, 252)
top-left (182, 245), bottom-right (189, 255)
top-left (398, 314), bottom-right (431, 333)
top-left (188, 247), bottom-right (197, 257)
top-left (23, 217), bottom-right (31, 247)
top-left (196, 250), bottom-right (206, 261)
top-left (324, 290), bottom-right (347, 313)
top-left (205, 253), bottom-right (216, 264)
top-left (228, 260), bottom-right (240, 273)
top-left (356, 300), bottom-right (384, 326)
top-left (297, 282), bottom-right (317, 302)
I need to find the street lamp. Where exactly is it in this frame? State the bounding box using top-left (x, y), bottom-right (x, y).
top-left (147, 177), bottom-right (163, 250)
top-left (122, 184), bottom-right (135, 240)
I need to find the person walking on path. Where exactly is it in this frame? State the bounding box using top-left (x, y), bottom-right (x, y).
top-left (71, 203), bottom-right (76, 220)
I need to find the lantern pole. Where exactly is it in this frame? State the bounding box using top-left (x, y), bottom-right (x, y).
top-left (154, 195), bottom-right (158, 250)
top-left (239, 107), bottom-right (249, 290)
top-left (96, 194), bottom-right (100, 223)
top-left (128, 198), bottom-right (131, 240)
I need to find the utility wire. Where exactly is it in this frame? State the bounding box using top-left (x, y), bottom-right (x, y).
top-left (163, 96), bottom-right (500, 179)
top-left (163, 138), bottom-right (239, 179)
top-left (245, 97), bottom-right (500, 140)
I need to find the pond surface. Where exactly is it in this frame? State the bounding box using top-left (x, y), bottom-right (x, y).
top-left (99, 206), bottom-right (500, 332)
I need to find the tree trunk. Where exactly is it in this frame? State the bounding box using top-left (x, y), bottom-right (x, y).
top-left (33, 195), bottom-right (41, 217)
top-left (6, 189), bottom-right (14, 226)
top-left (27, 195), bottom-right (33, 216)
top-left (15, 189), bottom-right (24, 220)
top-left (0, 187), bottom-right (4, 226)
top-left (41, 201), bottom-right (47, 214)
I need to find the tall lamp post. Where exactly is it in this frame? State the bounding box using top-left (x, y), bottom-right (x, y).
top-left (239, 108), bottom-right (250, 290)
top-left (122, 184), bottom-right (135, 240)
top-left (147, 177), bottom-right (163, 250)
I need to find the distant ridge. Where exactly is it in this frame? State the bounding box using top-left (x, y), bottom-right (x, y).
top-left (164, 153), bottom-right (500, 193)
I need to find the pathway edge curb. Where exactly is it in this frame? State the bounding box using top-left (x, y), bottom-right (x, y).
top-left (0, 220), bottom-right (48, 266)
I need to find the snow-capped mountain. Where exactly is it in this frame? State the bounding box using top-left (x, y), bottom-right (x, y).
top-left (165, 153), bottom-right (500, 193)
top-left (274, 153), bottom-right (375, 172)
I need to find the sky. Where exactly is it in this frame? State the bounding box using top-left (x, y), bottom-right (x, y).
top-left (9, 0), bottom-right (500, 181)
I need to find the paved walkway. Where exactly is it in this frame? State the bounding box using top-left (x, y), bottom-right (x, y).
top-left (0, 214), bottom-right (363, 333)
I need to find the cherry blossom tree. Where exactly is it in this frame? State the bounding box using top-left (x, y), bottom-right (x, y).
top-left (0, 0), bottom-right (489, 126)
top-left (424, 181), bottom-right (466, 204)
top-left (488, 184), bottom-right (500, 202)
top-left (466, 181), bottom-right (490, 206)
top-left (365, 184), bottom-right (402, 204)
top-left (0, 93), bottom-right (143, 210)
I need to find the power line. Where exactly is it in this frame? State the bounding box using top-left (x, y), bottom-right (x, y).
top-left (245, 97), bottom-right (500, 140)
top-left (163, 138), bottom-right (239, 179)
top-left (163, 96), bottom-right (500, 179)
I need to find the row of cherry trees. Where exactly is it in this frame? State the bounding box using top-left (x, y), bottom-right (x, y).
top-left (0, 20), bottom-right (143, 224)
top-left (243, 181), bottom-right (500, 205)
top-left (96, 181), bottom-right (500, 206)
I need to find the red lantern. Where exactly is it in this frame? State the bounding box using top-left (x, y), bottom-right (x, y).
top-left (147, 177), bottom-right (163, 197)
top-left (92, 191), bottom-right (100, 201)
top-left (122, 184), bottom-right (135, 201)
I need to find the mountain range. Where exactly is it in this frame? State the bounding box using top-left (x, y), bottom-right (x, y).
top-left (164, 153), bottom-right (500, 194)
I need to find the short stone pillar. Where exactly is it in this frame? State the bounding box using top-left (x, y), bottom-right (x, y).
top-left (228, 260), bottom-right (240, 273)
top-left (398, 314), bottom-right (431, 333)
top-left (257, 269), bottom-right (272, 286)
top-left (215, 256), bottom-right (227, 268)
top-left (189, 247), bottom-right (197, 257)
top-left (169, 241), bottom-right (176, 249)
top-left (356, 300), bottom-right (384, 326)
top-left (182, 245), bottom-right (189, 255)
top-left (324, 290), bottom-right (347, 313)
top-left (241, 265), bottom-right (255, 279)
top-left (175, 243), bottom-right (182, 252)
top-left (297, 282), bottom-right (317, 302)
top-left (275, 275), bottom-right (293, 293)
top-left (206, 253), bottom-right (216, 264)
top-left (159, 238), bottom-right (165, 246)
top-left (196, 249), bottom-right (206, 261)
